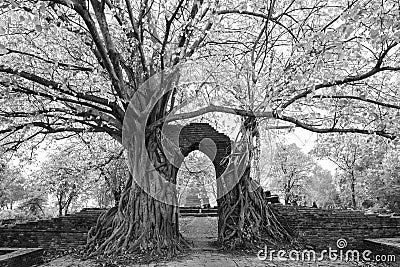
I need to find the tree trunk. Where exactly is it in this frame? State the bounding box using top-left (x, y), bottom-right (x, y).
top-left (218, 167), bottom-right (292, 248)
top-left (113, 189), bottom-right (121, 206)
top-left (284, 184), bottom-right (291, 205)
top-left (351, 172), bottom-right (356, 209)
top-left (285, 194), bottom-right (290, 205)
top-left (86, 69), bottom-right (189, 257)
top-left (64, 193), bottom-right (74, 216)
top-left (217, 117), bottom-right (292, 248)
top-left (57, 195), bottom-right (63, 217)
top-left (86, 128), bottom-right (188, 256)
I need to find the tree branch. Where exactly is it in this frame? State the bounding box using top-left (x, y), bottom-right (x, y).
top-left (281, 43), bottom-right (400, 110)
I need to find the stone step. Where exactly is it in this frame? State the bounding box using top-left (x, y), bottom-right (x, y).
top-left (180, 213), bottom-right (217, 217)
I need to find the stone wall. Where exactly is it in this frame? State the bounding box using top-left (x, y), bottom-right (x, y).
top-left (0, 209), bottom-right (103, 251)
top-left (0, 248), bottom-right (43, 267)
top-left (0, 206), bottom-right (399, 251)
top-left (273, 204), bottom-right (400, 250)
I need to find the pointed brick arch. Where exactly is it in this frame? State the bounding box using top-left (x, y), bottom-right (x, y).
top-left (162, 123), bottom-right (232, 179)
top-left (162, 122), bottom-right (233, 211)
top-left (178, 123), bottom-right (231, 178)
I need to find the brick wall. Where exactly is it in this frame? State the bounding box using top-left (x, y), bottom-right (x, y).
top-left (0, 206), bottom-right (399, 251)
top-left (0, 209), bottom-right (103, 251)
top-left (0, 248), bottom-right (43, 267)
top-left (273, 204), bottom-right (400, 250)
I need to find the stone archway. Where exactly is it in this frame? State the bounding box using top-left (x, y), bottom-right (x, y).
top-left (162, 122), bottom-right (232, 183)
top-left (163, 123), bottom-right (232, 247)
top-left (162, 123), bottom-right (232, 233)
top-left (178, 123), bottom-right (231, 180)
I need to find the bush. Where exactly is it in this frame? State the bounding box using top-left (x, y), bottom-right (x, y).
top-left (18, 196), bottom-right (47, 216)
top-left (0, 209), bottom-right (36, 221)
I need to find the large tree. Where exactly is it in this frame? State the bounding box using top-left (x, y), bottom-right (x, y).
top-left (1, 0), bottom-right (400, 258)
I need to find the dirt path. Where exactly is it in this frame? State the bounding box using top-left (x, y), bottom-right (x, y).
top-left (179, 216), bottom-right (218, 250)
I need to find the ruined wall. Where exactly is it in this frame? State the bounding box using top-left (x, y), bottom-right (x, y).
top-left (274, 204), bottom-right (400, 250)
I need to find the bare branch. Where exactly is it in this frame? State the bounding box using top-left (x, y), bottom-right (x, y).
top-left (312, 95), bottom-right (400, 110)
top-left (281, 43), bottom-right (400, 110)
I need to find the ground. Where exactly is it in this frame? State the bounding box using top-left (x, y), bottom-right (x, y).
top-left (40, 217), bottom-right (398, 267)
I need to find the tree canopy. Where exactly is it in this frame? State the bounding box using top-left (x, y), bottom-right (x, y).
top-left (0, 0), bottom-right (400, 153)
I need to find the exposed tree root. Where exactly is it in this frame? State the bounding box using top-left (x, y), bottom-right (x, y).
top-left (218, 166), bottom-right (292, 249)
top-left (217, 116), bottom-right (293, 249)
top-left (86, 178), bottom-right (190, 257)
top-left (86, 127), bottom-right (190, 258)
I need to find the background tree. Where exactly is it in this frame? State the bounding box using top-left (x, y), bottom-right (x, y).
top-left (177, 151), bottom-right (216, 207)
top-left (18, 196), bottom-right (47, 217)
top-left (306, 165), bottom-right (340, 209)
top-left (83, 135), bottom-right (128, 205)
top-left (269, 143), bottom-right (315, 205)
top-left (312, 133), bottom-right (396, 209)
top-left (376, 148), bottom-right (400, 212)
top-left (33, 141), bottom-right (97, 216)
top-left (0, 159), bottom-right (26, 210)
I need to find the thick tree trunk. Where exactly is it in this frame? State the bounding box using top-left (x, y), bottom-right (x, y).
top-left (218, 117), bottom-right (292, 248)
top-left (218, 167), bottom-right (292, 248)
top-left (86, 69), bottom-right (188, 257)
top-left (86, 129), bottom-right (188, 256)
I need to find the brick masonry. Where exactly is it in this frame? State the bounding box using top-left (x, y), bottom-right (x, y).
top-left (0, 209), bottom-right (102, 251)
top-left (0, 248), bottom-right (43, 267)
top-left (163, 123), bottom-right (232, 178)
top-left (273, 204), bottom-right (400, 251)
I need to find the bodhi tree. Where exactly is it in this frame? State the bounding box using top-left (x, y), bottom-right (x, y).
top-left (0, 0), bottom-right (400, 258)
